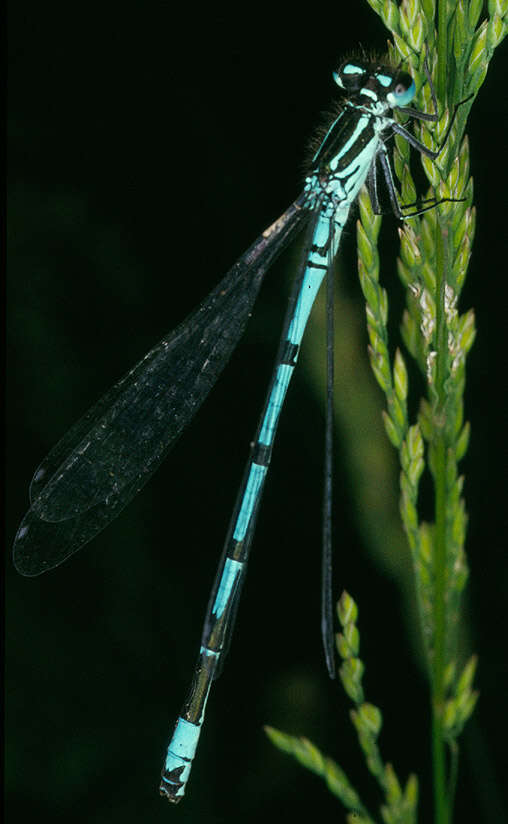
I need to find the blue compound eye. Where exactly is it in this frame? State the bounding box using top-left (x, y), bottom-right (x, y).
top-left (388, 72), bottom-right (416, 107)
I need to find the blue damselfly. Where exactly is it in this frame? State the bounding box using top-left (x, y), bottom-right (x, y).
top-left (13, 53), bottom-right (466, 802)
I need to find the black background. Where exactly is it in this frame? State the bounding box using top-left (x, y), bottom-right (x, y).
top-left (6, 2), bottom-right (508, 822)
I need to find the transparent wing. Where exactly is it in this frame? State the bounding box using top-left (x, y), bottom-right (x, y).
top-left (13, 198), bottom-right (309, 576)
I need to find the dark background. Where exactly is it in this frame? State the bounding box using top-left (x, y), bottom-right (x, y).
top-left (6, 2), bottom-right (508, 822)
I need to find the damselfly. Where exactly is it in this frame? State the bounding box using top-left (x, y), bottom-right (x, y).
top-left (13, 54), bottom-right (465, 802)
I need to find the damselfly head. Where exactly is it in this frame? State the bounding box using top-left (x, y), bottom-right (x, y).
top-left (333, 59), bottom-right (416, 109)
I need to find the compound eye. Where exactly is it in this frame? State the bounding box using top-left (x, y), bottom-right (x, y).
top-left (388, 72), bottom-right (416, 107)
top-left (333, 61), bottom-right (367, 91)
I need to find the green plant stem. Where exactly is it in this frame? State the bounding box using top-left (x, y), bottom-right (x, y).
top-left (437, 0), bottom-right (448, 101)
top-left (431, 217), bottom-right (450, 824)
